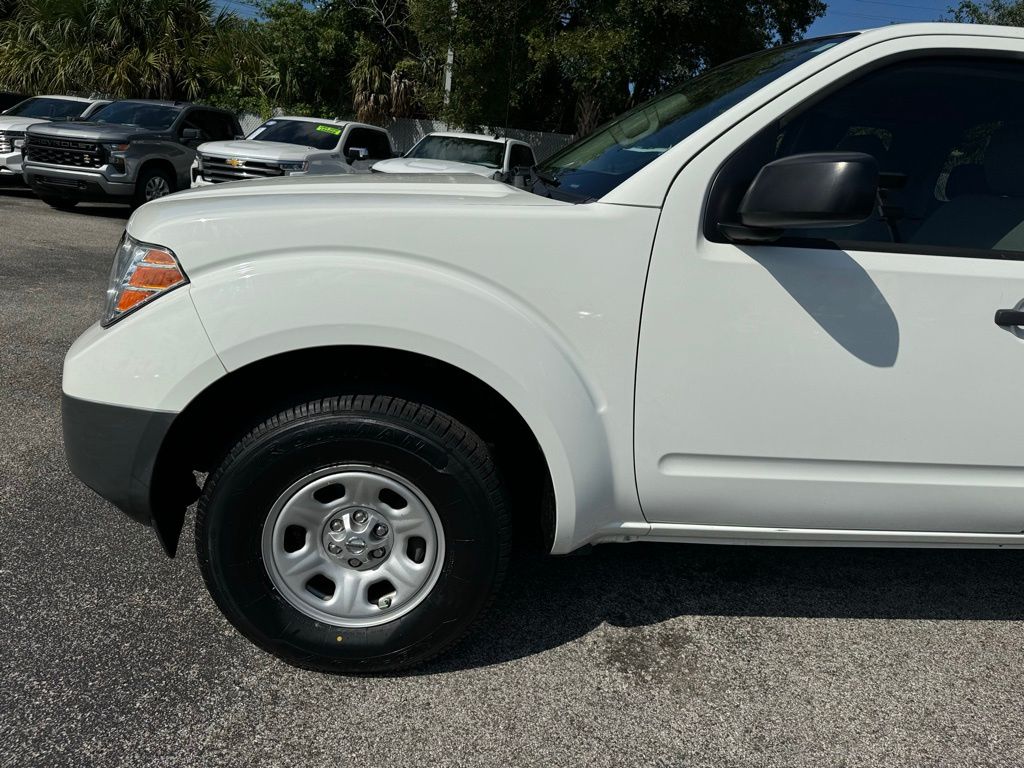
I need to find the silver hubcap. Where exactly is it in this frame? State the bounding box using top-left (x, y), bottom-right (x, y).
top-left (144, 176), bottom-right (170, 200)
top-left (262, 465), bottom-right (444, 627)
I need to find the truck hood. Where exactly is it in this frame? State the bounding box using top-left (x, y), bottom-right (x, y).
top-left (132, 173), bottom-right (564, 242)
top-left (25, 120), bottom-right (165, 143)
top-left (0, 115), bottom-right (47, 134)
top-left (372, 157), bottom-right (497, 177)
top-left (198, 139), bottom-right (319, 162)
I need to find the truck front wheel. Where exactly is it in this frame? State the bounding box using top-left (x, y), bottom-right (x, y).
top-left (134, 166), bottom-right (175, 207)
top-left (195, 395), bottom-right (510, 673)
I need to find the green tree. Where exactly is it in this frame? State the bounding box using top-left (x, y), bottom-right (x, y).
top-left (409, 0), bottom-right (555, 130)
top-left (530, 0), bottom-right (827, 135)
top-left (0, 0), bottom-right (269, 103)
top-left (951, 0), bottom-right (1024, 24)
top-left (408, 0), bottom-right (825, 134)
top-left (343, 0), bottom-right (425, 123)
top-left (255, 0), bottom-right (358, 117)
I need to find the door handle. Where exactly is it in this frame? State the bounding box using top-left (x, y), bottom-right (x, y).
top-left (995, 308), bottom-right (1024, 327)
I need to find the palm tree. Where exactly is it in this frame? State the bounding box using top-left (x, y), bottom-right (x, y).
top-left (0, 0), bottom-right (272, 101)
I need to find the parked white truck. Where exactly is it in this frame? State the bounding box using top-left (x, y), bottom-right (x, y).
top-left (0, 95), bottom-right (109, 178)
top-left (192, 116), bottom-right (394, 185)
top-left (372, 131), bottom-right (537, 178)
top-left (62, 24), bottom-right (1024, 673)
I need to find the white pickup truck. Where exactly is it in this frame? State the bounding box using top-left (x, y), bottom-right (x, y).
top-left (192, 116), bottom-right (394, 185)
top-left (62, 24), bottom-right (1024, 673)
top-left (0, 95), bottom-right (109, 177)
top-left (372, 131), bottom-right (537, 178)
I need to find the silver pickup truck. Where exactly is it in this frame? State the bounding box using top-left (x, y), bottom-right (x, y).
top-left (23, 99), bottom-right (241, 209)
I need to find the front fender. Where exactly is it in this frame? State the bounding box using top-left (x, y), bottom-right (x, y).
top-left (187, 252), bottom-right (623, 553)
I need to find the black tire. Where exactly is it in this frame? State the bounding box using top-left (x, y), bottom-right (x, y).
top-left (133, 165), bottom-right (175, 208)
top-left (40, 196), bottom-right (77, 210)
top-left (196, 395), bottom-right (510, 674)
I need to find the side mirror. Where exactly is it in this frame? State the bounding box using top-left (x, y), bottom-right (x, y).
top-left (346, 147), bottom-right (369, 164)
top-left (181, 128), bottom-right (201, 142)
top-left (720, 152), bottom-right (879, 243)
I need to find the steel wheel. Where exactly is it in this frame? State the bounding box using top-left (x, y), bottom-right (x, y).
top-left (261, 465), bottom-right (444, 628)
top-left (196, 394), bottom-right (510, 672)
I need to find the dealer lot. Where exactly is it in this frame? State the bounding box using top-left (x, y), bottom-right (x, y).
top-left (3, 181), bottom-right (1024, 767)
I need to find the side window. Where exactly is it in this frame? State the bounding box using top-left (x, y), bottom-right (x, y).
top-left (186, 110), bottom-right (235, 141)
top-left (344, 128), bottom-right (392, 159)
top-left (509, 143), bottom-right (535, 168)
top-left (210, 113), bottom-right (238, 140)
top-left (178, 111), bottom-right (206, 145)
top-left (706, 56), bottom-right (1024, 256)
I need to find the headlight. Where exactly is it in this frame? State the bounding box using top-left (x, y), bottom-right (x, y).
top-left (279, 160), bottom-right (308, 172)
top-left (104, 143), bottom-right (129, 173)
top-left (1, 130), bottom-right (24, 148)
top-left (102, 234), bottom-right (188, 327)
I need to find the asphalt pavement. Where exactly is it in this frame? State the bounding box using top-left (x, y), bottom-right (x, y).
top-left (3, 178), bottom-right (1024, 767)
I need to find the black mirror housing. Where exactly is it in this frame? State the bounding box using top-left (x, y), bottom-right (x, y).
top-left (346, 147), bottom-right (369, 163)
top-left (181, 128), bottom-right (201, 141)
top-left (729, 152), bottom-right (879, 238)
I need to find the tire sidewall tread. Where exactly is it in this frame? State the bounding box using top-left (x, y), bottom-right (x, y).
top-left (195, 394), bottom-right (510, 674)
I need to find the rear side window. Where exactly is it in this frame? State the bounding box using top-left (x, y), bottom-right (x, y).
top-left (189, 110), bottom-right (236, 141)
top-left (344, 128), bottom-right (392, 159)
top-left (705, 56), bottom-right (1024, 257)
top-left (509, 144), bottom-right (535, 168)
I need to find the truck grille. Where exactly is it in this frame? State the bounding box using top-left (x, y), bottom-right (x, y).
top-left (0, 131), bottom-right (22, 154)
top-left (24, 136), bottom-right (104, 169)
top-left (200, 154), bottom-right (286, 183)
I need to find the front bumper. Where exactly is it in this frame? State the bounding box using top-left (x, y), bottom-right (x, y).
top-left (24, 163), bottom-right (134, 199)
top-left (0, 150), bottom-right (23, 174)
top-left (62, 393), bottom-right (175, 529)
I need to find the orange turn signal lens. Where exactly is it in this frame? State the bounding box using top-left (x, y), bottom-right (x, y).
top-left (129, 264), bottom-right (184, 290)
top-left (103, 237), bottom-right (189, 326)
top-left (116, 288), bottom-right (155, 313)
top-left (142, 248), bottom-right (176, 266)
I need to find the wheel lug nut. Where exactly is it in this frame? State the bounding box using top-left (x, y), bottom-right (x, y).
top-left (370, 547), bottom-right (386, 559)
top-left (352, 510), bottom-right (368, 525)
top-left (329, 519), bottom-right (343, 531)
top-left (348, 558), bottom-right (362, 568)
top-left (327, 543), bottom-right (342, 554)
top-left (372, 523), bottom-right (388, 538)
top-left (378, 596), bottom-right (392, 609)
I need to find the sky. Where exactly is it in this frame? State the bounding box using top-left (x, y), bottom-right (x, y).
top-left (807, 0), bottom-right (954, 36)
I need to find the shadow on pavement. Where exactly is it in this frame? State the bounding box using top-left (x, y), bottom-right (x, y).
top-left (0, 177), bottom-right (130, 219)
top-left (421, 542), bottom-right (1024, 673)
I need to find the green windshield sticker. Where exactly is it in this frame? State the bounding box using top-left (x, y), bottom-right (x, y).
top-left (316, 125), bottom-right (342, 136)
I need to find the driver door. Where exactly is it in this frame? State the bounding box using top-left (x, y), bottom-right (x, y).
top-left (635, 48), bottom-right (1024, 534)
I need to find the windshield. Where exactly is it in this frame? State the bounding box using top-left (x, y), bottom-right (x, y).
top-left (247, 119), bottom-right (344, 149)
top-left (4, 97), bottom-right (90, 120)
top-left (89, 102), bottom-right (181, 130)
top-left (536, 35), bottom-right (854, 201)
top-left (406, 136), bottom-right (504, 168)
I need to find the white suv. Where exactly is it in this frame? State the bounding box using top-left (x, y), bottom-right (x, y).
top-left (62, 24), bottom-right (1024, 673)
top-left (192, 116), bottom-right (394, 186)
top-left (0, 95), bottom-right (109, 177)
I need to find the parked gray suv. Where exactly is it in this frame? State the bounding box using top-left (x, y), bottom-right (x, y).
top-left (23, 100), bottom-right (241, 209)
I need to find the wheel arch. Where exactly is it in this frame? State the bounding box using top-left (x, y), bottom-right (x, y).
top-left (151, 345), bottom-right (564, 557)
top-left (136, 157), bottom-right (179, 193)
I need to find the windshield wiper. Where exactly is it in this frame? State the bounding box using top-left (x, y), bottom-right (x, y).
top-left (532, 167), bottom-right (560, 187)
